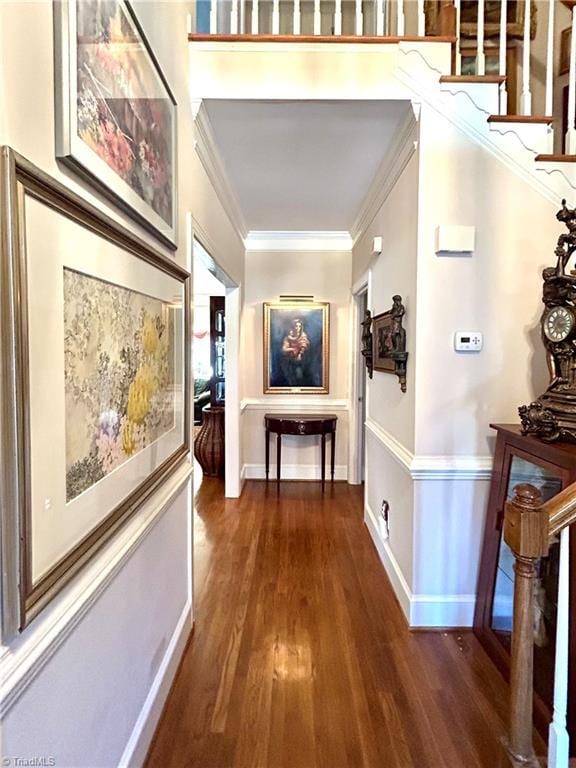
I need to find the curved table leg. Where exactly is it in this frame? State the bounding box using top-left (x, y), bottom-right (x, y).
top-left (331, 429), bottom-right (336, 482)
top-left (276, 433), bottom-right (281, 493)
top-left (321, 433), bottom-right (326, 493)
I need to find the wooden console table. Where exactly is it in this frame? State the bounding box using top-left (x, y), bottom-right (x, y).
top-left (264, 413), bottom-right (338, 492)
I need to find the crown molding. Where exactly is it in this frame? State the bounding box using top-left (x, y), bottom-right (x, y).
top-left (350, 109), bottom-right (419, 244)
top-left (244, 231), bottom-right (353, 251)
top-left (194, 103), bottom-right (249, 240)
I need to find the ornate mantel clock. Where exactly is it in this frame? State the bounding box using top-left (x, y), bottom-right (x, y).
top-left (520, 200), bottom-right (576, 442)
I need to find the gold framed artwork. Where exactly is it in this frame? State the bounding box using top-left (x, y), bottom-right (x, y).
top-left (0, 146), bottom-right (191, 635)
top-left (560, 27), bottom-right (571, 76)
top-left (263, 302), bottom-right (330, 394)
top-left (425, 1), bottom-right (537, 40)
top-left (54, 0), bottom-right (178, 249)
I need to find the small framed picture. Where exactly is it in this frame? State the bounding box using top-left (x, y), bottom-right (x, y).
top-left (263, 302), bottom-right (330, 394)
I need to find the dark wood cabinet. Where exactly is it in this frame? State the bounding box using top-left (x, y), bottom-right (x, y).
top-left (210, 296), bottom-right (225, 406)
top-left (474, 424), bottom-right (576, 748)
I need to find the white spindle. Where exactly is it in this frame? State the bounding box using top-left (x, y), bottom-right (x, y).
top-left (314, 0), bottom-right (321, 34)
top-left (334, 0), bottom-right (342, 35)
top-left (454, 0), bottom-right (461, 75)
top-left (272, 0), bottom-right (279, 33)
top-left (396, 0), bottom-right (404, 37)
top-left (251, 0), bottom-right (258, 33)
top-left (239, 0), bottom-right (245, 33)
top-left (417, 0), bottom-right (425, 36)
top-left (477, 0), bottom-right (486, 76)
top-left (521, 0), bottom-right (532, 115)
top-left (355, 0), bottom-right (363, 35)
top-left (567, 7), bottom-right (576, 153)
top-left (376, 0), bottom-right (384, 35)
top-left (230, 0), bottom-right (239, 33)
top-left (293, 0), bottom-right (301, 34)
top-left (498, 0), bottom-right (508, 113)
top-left (210, 0), bottom-right (218, 33)
top-left (548, 528), bottom-right (570, 768)
top-left (544, 0), bottom-right (555, 116)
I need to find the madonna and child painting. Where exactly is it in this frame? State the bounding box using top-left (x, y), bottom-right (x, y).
top-left (263, 302), bottom-right (329, 394)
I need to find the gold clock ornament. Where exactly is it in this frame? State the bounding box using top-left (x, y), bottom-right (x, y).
top-left (519, 200), bottom-right (576, 442)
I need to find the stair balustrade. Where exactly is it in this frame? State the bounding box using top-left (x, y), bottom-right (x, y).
top-left (504, 480), bottom-right (573, 768)
top-left (191, 0), bottom-right (576, 156)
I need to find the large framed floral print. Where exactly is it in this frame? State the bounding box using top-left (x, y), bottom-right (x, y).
top-left (54, 0), bottom-right (178, 249)
top-left (263, 302), bottom-right (330, 394)
top-left (0, 147), bottom-right (190, 634)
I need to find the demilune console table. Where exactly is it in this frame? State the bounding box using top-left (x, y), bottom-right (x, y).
top-left (264, 413), bottom-right (338, 491)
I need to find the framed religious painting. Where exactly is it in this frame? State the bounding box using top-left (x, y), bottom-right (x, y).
top-left (0, 147), bottom-right (190, 635)
top-left (425, 1), bottom-right (537, 40)
top-left (54, 0), bottom-right (178, 249)
top-left (263, 302), bottom-right (330, 394)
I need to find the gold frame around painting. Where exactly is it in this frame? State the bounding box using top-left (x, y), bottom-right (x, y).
top-left (54, 0), bottom-right (178, 249)
top-left (0, 146), bottom-right (191, 636)
top-left (263, 301), bottom-right (330, 395)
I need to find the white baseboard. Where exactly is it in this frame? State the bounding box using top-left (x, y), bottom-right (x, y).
top-left (410, 594), bottom-right (476, 627)
top-left (243, 463), bottom-right (348, 481)
top-left (364, 503), bottom-right (476, 628)
top-left (119, 601), bottom-right (193, 768)
top-left (364, 503), bottom-right (412, 621)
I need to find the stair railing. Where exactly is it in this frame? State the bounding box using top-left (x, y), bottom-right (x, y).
top-left (195, 0), bottom-right (576, 153)
top-left (504, 481), bottom-right (573, 768)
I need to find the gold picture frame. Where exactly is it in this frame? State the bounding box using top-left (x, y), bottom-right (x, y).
top-left (0, 146), bottom-right (191, 635)
top-left (263, 301), bottom-right (330, 394)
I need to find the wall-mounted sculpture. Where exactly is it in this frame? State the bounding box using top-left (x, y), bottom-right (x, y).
top-left (372, 295), bottom-right (408, 393)
top-left (361, 309), bottom-right (374, 379)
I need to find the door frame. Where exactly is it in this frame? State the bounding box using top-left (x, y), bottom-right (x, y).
top-left (348, 273), bottom-right (370, 485)
top-left (192, 225), bottom-right (242, 498)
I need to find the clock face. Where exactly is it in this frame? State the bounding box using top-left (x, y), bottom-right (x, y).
top-left (543, 306), bottom-right (575, 342)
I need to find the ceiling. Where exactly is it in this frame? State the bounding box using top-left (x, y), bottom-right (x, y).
top-left (202, 99), bottom-right (412, 233)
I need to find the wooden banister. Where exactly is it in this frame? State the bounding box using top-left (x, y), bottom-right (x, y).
top-left (542, 479), bottom-right (576, 538)
top-left (504, 480), bottom-right (576, 766)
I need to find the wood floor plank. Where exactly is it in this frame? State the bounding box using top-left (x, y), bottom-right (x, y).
top-left (145, 479), bottom-right (534, 768)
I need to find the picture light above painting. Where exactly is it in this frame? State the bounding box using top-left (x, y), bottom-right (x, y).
top-left (54, 0), bottom-right (178, 249)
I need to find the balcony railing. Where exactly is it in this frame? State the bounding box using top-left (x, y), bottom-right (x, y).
top-left (191, 1), bottom-right (576, 156)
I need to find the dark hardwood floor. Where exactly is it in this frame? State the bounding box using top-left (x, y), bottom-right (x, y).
top-left (146, 479), bottom-right (544, 768)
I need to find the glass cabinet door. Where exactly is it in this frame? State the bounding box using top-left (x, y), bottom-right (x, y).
top-left (491, 455), bottom-right (563, 703)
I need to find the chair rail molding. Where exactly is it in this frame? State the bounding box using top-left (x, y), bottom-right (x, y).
top-left (0, 462), bottom-right (193, 718)
top-left (241, 397), bottom-right (349, 411)
top-left (194, 102), bottom-right (248, 241)
top-left (365, 417), bottom-right (492, 480)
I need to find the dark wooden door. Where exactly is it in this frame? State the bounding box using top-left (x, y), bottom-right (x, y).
top-left (210, 296), bottom-right (225, 406)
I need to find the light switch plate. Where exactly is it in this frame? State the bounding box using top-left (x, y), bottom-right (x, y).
top-left (454, 331), bottom-right (483, 352)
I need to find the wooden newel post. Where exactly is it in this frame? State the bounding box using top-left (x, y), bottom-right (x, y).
top-left (503, 483), bottom-right (550, 766)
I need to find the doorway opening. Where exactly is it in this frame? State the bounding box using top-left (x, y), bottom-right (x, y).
top-left (192, 236), bottom-right (241, 499)
top-left (349, 283), bottom-right (369, 485)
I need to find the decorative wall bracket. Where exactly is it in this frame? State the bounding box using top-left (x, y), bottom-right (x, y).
top-left (361, 309), bottom-right (374, 379)
top-left (372, 295), bottom-right (409, 393)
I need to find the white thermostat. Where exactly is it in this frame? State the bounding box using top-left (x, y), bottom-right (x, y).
top-left (454, 331), bottom-right (483, 352)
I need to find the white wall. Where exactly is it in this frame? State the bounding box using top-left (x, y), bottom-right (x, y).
top-left (0, 1), bottom-right (243, 764)
top-left (242, 249), bottom-right (351, 480)
top-left (355, 100), bottom-right (562, 627)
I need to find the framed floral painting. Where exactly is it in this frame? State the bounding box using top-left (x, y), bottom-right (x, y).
top-left (0, 147), bottom-right (190, 634)
top-left (54, 0), bottom-right (178, 249)
top-left (263, 302), bottom-right (330, 394)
